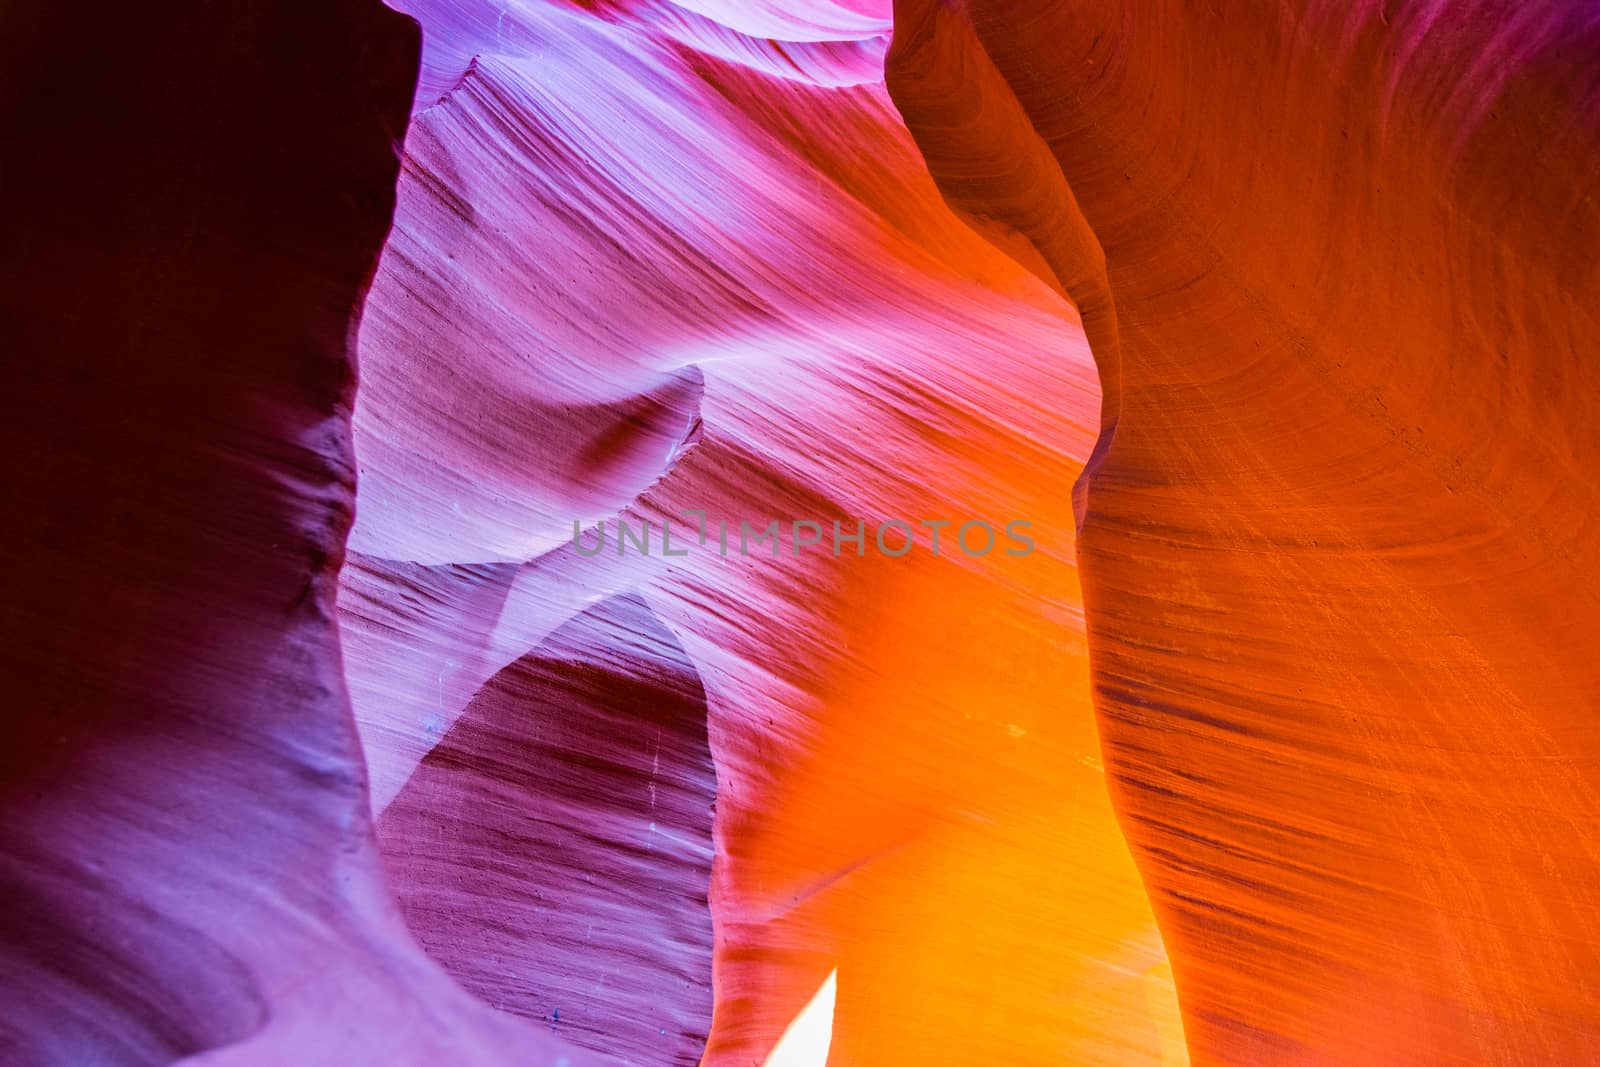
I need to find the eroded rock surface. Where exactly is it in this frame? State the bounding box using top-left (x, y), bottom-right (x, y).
top-left (888, 2), bottom-right (1600, 1062)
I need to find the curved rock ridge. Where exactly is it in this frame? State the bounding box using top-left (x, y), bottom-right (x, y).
top-left (380, 593), bottom-right (716, 1065)
top-left (621, 4), bottom-right (891, 88)
top-left (651, 0), bottom-right (890, 43)
top-left (887, 1), bottom-right (1600, 1063)
top-left (392, 0), bottom-right (892, 107)
top-left (0, 3), bottom-right (604, 1065)
top-left (23, 0), bottom-right (1580, 1063)
top-left (341, 1), bottom-right (1189, 1064)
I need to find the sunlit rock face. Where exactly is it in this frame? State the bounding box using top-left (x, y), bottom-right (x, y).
top-left (888, 1), bottom-right (1600, 1063)
top-left (340, 1), bottom-right (1185, 1064)
top-left (8, 1), bottom-right (1594, 1065)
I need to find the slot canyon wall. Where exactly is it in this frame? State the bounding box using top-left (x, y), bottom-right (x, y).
top-left (0, 4), bottom-right (604, 1065)
top-left (886, 1), bottom-right (1600, 1063)
top-left (1, 1), bottom-right (1595, 1066)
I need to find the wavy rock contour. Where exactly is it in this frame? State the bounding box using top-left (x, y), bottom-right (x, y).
top-left (887, 2), bottom-right (1600, 1063)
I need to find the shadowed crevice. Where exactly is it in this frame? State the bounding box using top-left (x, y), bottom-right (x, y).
top-left (379, 592), bottom-right (716, 1066)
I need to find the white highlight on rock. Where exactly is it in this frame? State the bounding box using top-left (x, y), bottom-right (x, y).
top-left (761, 969), bottom-right (837, 1067)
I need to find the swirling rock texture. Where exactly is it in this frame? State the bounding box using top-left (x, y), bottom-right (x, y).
top-left (345, 3), bottom-right (1185, 1064)
top-left (3, 1), bottom-right (1594, 1067)
top-left (0, 4), bottom-right (605, 1065)
top-left (887, 0), bottom-right (1600, 1064)
top-left (379, 593), bottom-right (717, 1063)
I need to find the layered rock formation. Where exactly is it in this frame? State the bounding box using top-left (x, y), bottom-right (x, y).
top-left (6, 0), bottom-right (1594, 1064)
top-left (342, 3), bottom-right (1185, 1063)
top-left (380, 594), bottom-right (717, 1063)
top-left (888, 1), bottom-right (1600, 1063)
top-left (0, 4), bottom-right (600, 1065)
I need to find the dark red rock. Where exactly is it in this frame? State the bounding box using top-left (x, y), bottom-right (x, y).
top-left (0, 5), bottom-right (605, 1065)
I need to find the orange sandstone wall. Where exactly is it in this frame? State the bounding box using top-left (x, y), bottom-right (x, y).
top-left (889, 2), bottom-right (1600, 1063)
